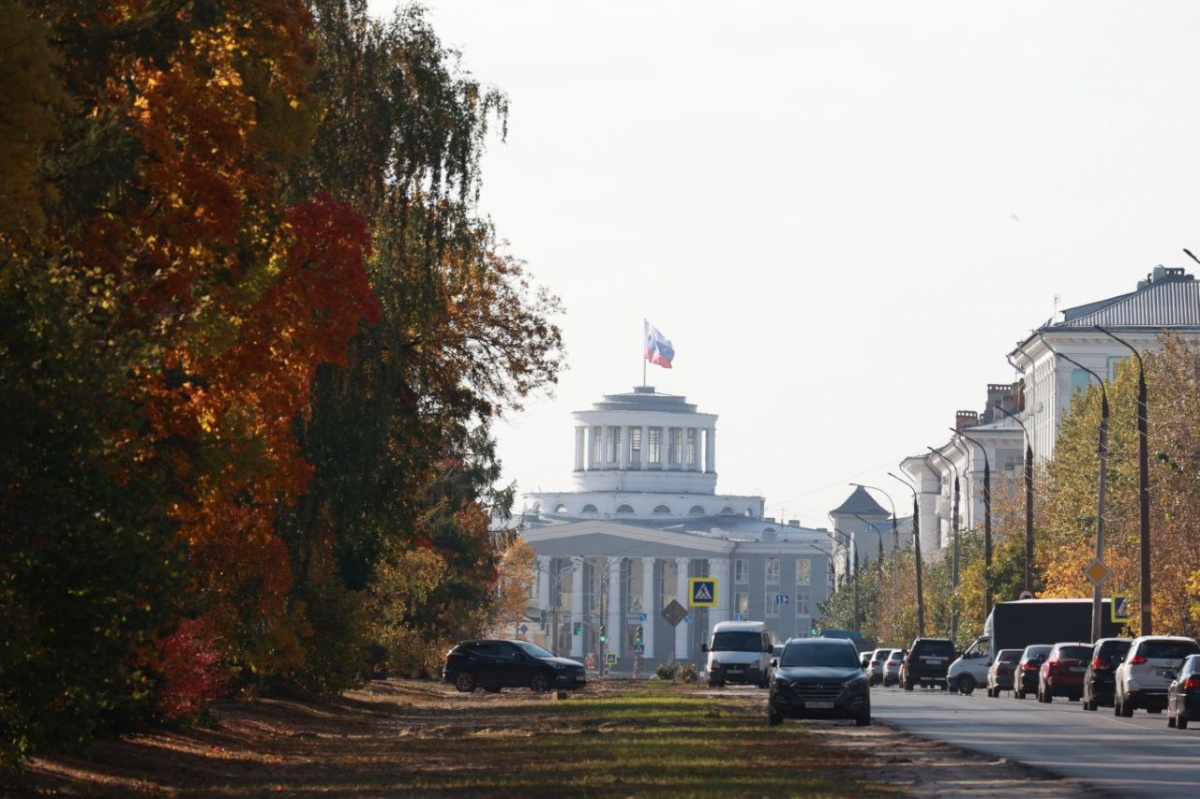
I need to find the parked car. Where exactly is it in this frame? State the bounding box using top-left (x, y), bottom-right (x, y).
top-left (985, 648), bottom-right (1023, 697)
top-left (883, 650), bottom-right (905, 687)
top-left (768, 637), bottom-right (870, 727)
top-left (1167, 654), bottom-right (1200, 730)
top-left (1081, 637), bottom-right (1132, 711)
top-left (1013, 644), bottom-right (1051, 700)
top-left (901, 637), bottom-right (955, 690)
top-left (1115, 635), bottom-right (1200, 716)
top-left (443, 639), bottom-right (586, 693)
top-left (1037, 642), bottom-right (1093, 703)
top-left (867, 647), bottom-right (891, 686)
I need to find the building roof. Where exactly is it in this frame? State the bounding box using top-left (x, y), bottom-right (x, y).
top-left (585, 385), bottom-right (699, 414)
top-left (829, 486), bottom-right (889, 517)
top-left (1047, 266), bottom-right (1200, 331)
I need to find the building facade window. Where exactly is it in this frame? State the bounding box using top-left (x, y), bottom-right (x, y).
top-left (765, 557), bottom-right (780, 585)
top-left (796, 559), bottom-right (811, 585)
top-left (628, 427), bottom-right (642, 466)
top-left (606, 426), bottom-right (621, 464)
top-left (765, 591), bottom-right (780, 617)
top-left (686, 429), bottom-right (698, 468)
top-left (591, 426), bottom-right (602, 466)
top-left (795, 586), bottom-right (811, 617)
top-left (667, 427), bottom-right (683, 466)
top-left (734, 591), bottom-right (749, 619)
top-left (735, 559), bottom-right (749, 584)
top-left (648, 428), bottom-right (662, 464)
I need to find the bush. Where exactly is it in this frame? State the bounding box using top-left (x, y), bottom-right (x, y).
top-left (655, 662), bottom-right (678, 680)
top-left (678, 663), bottom-right (698, 683)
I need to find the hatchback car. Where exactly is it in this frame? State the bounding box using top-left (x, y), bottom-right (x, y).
top-left (883, 650), bottom-right (905, 687)
top-left (1081, 637), bottom-right (1132, 711)
top-left (768, 637), bottom-right (870, 727)
top-left (1013, 644), bottom-right (1051, 700)
top-left (443, 639), bottom-right (587, 693)
top-left (1115, 635), bottom-right (1200, 716)
top-left (867, 647), bottom-right (891, 686)
top-left (1167, 654), bottom-right (1200, 730)
top-left (1037, 642), bottom-right (1093, 703)
top-left (986, 648), bottom-right (1023, 697)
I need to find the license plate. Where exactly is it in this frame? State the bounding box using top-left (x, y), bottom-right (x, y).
top-left (806, 701), bottom-right (834, 709)
top-left (922, 657), bottom-right (943, 663)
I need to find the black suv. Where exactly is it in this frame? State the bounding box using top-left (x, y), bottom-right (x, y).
top-left (1082, 637), bottom-right (1132, 711)
top-left (443, 639), bottom-right (586, 693)
top-left (768, 637), bottom-right (870, 727)
top-left (901, 637), bottom-right (955, 690)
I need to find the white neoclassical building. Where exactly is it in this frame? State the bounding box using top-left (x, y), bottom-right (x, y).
top-left (516, 385), bottom-right (839, 672)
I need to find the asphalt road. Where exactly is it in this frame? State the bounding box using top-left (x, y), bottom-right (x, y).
top-left (871, 684), bottom-right (1200, 797)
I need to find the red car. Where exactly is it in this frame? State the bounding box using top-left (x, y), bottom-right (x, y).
top-left (1038, 642), bottom-right (1094, 703)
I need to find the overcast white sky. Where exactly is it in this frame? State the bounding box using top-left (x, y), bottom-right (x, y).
top-left (366, 1), bottom-right (1200, 528)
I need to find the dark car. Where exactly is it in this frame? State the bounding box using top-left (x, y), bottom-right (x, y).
top-left (443, 639), bottom-right (586, 693)
top-left (1037, 642), bottom-right (1093, 703)
top-left (1167, 654), bottom-right (1200, 730)
top-left (1014, 644), bottom-right (1051, 699)
top-left (900, 637), bottom-right (955, 690)
top-left (1082, 637), bottom-right (1132, 711)
top-left (768, 638), bottom-right (870, 727)
top-left (986, 648), bottom-right (1023, 697)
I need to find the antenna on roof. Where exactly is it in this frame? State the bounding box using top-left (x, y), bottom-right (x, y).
top-left (1184, 248), bottom-right (1200, 267)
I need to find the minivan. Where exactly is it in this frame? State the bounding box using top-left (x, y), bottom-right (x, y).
top-left (702, 620), bottom-right (774, 688)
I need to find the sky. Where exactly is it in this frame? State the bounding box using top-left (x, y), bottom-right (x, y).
top-left (365, 1), bottom-right (1200, 529)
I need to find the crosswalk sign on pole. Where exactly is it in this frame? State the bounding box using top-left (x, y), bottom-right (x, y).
top-left (689, 578), bottom-right (717, 607)
top-left (1111, 594), bottom-right (1130, 623)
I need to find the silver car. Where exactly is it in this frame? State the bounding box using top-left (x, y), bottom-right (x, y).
top-left (1114, 635), bottom-right (1200, 716)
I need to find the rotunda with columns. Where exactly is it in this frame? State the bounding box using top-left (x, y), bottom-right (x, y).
top-left (517, 385), bottom-right (834, 674)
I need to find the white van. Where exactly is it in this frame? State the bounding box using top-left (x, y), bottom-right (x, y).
top-left (701, 621), bottom-right (774, 688)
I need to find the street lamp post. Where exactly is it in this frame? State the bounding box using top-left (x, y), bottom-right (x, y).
top-left (1041, 337), bottom-right (1109, 643)
top-left (952, 429), bottom-right (992, 618)
top-left (993, 402), bottom-right (1035, 592)
top-left (1096, 325), bottom-right (1151, 635)
top-left (928, 446), bottom-right (961, 643)
top-left (888, 471), bottom-right (925, 636)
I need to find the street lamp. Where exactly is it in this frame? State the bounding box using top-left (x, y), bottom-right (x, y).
top-left (1040, 335), bottom-right (1109, 643)
top-left (993, 402), bottom-right (1035, 592)
top-left (1096, 325), bottom-right (1151, 635)
top-left (952, 428), bottom-right (992, 618)
top-left (888, 471), bottom-right (925, 636)
top-left (927, 446), bottom-right (961, 643)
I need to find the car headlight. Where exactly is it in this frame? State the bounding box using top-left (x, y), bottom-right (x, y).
top-left (552, 662), bottom-right (568, 670)
top-left (843, 676), bottom-right (868, 691)
top-left (773, 676), bottom-right (793, 690)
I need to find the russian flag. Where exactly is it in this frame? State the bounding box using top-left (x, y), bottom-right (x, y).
top-left (644, 319), bottom-right (675, 368)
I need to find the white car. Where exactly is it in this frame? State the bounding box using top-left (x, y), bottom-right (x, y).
top-left (1114, 635), bottom-right (1200, 717)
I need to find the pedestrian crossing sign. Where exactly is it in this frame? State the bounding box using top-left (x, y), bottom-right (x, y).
top-left (1111, 594), bottom-right (1130, 623)
top-left (689, 578), bottom-right (718, 607)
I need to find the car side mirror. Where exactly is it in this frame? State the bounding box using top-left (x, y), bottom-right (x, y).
top-left (701, 643), bottom-right (708, 653)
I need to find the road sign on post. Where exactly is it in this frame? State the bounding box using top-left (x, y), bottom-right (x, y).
top-left (1111, 594), bottom-right (1131, 623)
top-left (662, 599), bottom-right (687, 627)
top-left (689, 578), bottom-right (717, 607)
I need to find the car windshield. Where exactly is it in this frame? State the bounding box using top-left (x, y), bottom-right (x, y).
top-left (915, 641), bottom-right (954, 657)
top-left (1024, 646), bottom-right (1051, 660)
top-left (710, 631), bottom-right (764, 652)
top-left (1056, 645), bottom-right (1093, 660)
top-left (997, 650), bottom-right (1022, 663)
top-left (512, 640), bottom-right (554, 659)
top-left (781, 643), bottom-right (860, 668)
top-left (1140, 640), bottom-right (1200, 660)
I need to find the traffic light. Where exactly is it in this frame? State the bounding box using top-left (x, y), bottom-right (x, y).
top-left (635, 625), bottom-right (644, 645)
top-left (810, 625), bottom-right (820, 637)
top-left (573, 621), bottom-right (582, 635)
top-left (599, 625), bottom-right (607, 643)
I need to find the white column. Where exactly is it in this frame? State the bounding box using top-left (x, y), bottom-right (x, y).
top-left (675, 557), bottom-right (690, 663)
top-left (607, 558), bottom-right (622, 657)
top-left (705, 427), bottom-right (716, 474)
top-left (708, 557), bottom-right (731, 628)
top-left (570, 556), bottom-right (585, 658)
top-left (574, 426), bottom-right (585, 471)
top-left (536, 556), bottom-right (551, 610)
top-left (641, 557), bottom-right (656, 659)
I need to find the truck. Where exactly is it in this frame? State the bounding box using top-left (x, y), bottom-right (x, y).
top-left (946, 598), bottom-right (1124, 695)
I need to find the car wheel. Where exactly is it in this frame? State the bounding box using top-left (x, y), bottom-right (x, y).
top-left (957, 675), bottom-right (976, 695)
top-left (1014, 688), bottom-right (1023, 699)
top-left (1119, 696), bottom-right (1133, 718)
top-left (855, 711), bottom-right (871, 727)
top-left (1179, 715), bottom-right (1189, 730)
top-left (903, 678), bottom-right (914, 691)
top-left (1083, 698), bottom-right (1095, 711)
top-left (453, 671), bottom-right (477, 693)
top-left (530, 672), bottom-right (551, 693)
top-left (768, 708), bottom-right (783, 726)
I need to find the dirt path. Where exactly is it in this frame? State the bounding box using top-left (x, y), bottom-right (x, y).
top-left (1, 679), bottom-right (1100, 797)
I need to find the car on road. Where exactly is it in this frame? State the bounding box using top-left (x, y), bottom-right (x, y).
top-left (867, 647), bottom-right (891, 686)
top-left (768, 637), bottom-right (870, 727)
top-left (1115, 634), bottom-right (1200, 716)
top-left (860, 650), bottom-right (872, 669)
top-left (1167, 654), bottom-right (1200, 730)
top-left (1013, 644), bottom-right (1051, 700)
top-left (901, 637), bottom-right (955, 691)
top-left (702, 620), bottom-right (775, 688)
top-left (1081, 637), bottom-right (1132, 711)
top-left (986, 648), bottom-right (1022, 697)
top-left (443, 639), bottom-right (587, 693)
top-left (883, 649), bottom-right (905, 687)
top-left (1037, 642), bottom-right (1093, 703)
